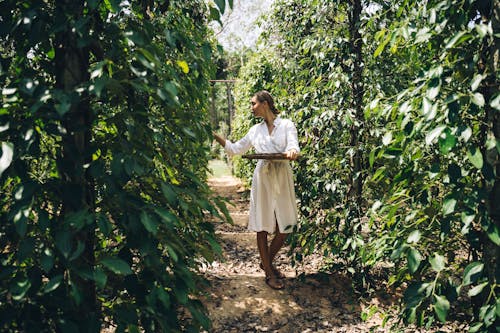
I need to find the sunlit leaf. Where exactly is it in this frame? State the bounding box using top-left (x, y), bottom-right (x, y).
top-left (44, 275), bottom-right (63, 293)
top-left (471, 92), bottom-right (485, 106)
top-left (467, 146), bottom-right (483, 169)
top-left (429, 253), bottom-right (445, 272)
top-left (485, 222), bottom-right (500, 246)
top-left (407, 230), bottom-right (421, 244)
top-left (468, 282), bottom-right (488, 297)
top-left (425, 125), bottom-right (445, 145)
top-left (442, 196), bottom-right (457, 215)
top-left (0, 141), bottom-right (14, 177)
top-left (382, 131), bottom-right (392, 145)
top-left (463, 262), bottom-right (484, 286)
top-left (470, 74), bottom-right (484, 92)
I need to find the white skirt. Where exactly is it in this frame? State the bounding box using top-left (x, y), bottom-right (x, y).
top-left (247, 160), bottom-right (298, 233)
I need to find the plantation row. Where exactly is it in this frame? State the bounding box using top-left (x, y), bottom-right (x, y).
top-left (225, 0), bottom-right (499, 331)
top-left (0, 1), bottom-right (231, 332)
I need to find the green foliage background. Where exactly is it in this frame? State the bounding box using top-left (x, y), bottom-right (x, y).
top-left (229, 0), bottom-right (499, 331)
top-left (0, 1), bottom-right (230, 332)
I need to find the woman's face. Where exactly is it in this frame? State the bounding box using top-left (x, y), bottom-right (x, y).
top-left (251, 96), bottom-right (267, 118)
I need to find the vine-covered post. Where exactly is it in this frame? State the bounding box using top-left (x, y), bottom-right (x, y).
top-left (347, 0), bottom-right (365, 214)
top-left (54, 2), bottom-right (98, 325)
top-left (480, 0), bottom-right (500, 304)
top-left (225, 81), bottom-right (235, 134)
top-left (210, 81), bottom-right (217, 128)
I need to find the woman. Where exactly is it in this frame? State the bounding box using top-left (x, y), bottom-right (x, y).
top-left (213, 90), bottom-right (300, 290)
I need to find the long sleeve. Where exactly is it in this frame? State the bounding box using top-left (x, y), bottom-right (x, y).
top-left (285, 120), bottom-right (300, 153)
top-left (224, 127), bottom-right (254, 156)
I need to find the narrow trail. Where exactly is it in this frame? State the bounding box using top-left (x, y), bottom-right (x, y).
top-left (201, 172), bottom-right (391, 333)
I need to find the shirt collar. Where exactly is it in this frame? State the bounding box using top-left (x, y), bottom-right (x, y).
top-left (260, 116), bottom-right (281, 127)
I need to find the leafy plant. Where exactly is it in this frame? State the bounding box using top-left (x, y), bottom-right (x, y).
top-left (0, 1), bottom-right (230, 332)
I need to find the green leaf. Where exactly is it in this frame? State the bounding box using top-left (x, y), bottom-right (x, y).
top-left (407, 230), bottom-right (421, 244)
top-left (140, 211), bottom-right (159, 234)
top-left (429, 253), bottom-right (445, 272)
top-left (463, 262), bottom-right (483, 286)
top-left (41, 248), bottom-right (55, 273)
top-left (469, 322), bottom-right (483, 333)
top-left (124, 30), bottom-right (146, 46)
top-left (382, 131), bottom-right (392, 145)
top-left (438, 129), bottom-right (456, 154)
top-left (445, 31), bottom-right (472, 49)
top-left (69, 241), bottom-right (85, 261)
top-left (425, 125), bottom-right (445, 145)
top-left (70, 282), bottom-right (83, 306)
top-left (104, 0), bottom-right (121, 13)
top-left (155, 208), bottom-right (177, 224)
top-left (101, 257), bottom-right (133, 275)
top-left (161, 182), bottom-right (178, 204)
top-left (485, 222), bottom-right (500, 246)
top-left (374, 32), bottom-right (391, 57)
top-left (44, 275), bottom-right (63, 293)
top-left (164, 81), bottom-right (178, 98)
top-left (468, 282), bottom-right (488, 297)
top-left (214, 0), bottom-right (225, 13)
top-left (166, 245), bottom-right (179, 263)
top-left (407, 247), bottom-right (422, 274)
top-left (0, 141), bottom-right (14, 177)
top-left (93, 268), bottom-right (107, 289)
top-left (55, 231), bottom-right (72, 259)
top-left (11, 278), bottom-right (31, 301)
top-left (433, 294), bottom-right (450, 322)
top-left (470, 74), bottom-right (484, 92)
top-left (490, 93), bottom-right (500, 111)
top-left (471, 92), bottom-right (485, 106)
top-left (372, 166), bottom-right (386, 182)
top-left (442, 196), bottom-right (457, 215)
top-left (97, 214), bottom-right (112, 237)
top-left (461, 212), bottom-right (475, 234)
top-left (209, 7), bottom-right (221, 23)
top-left (467, 146), bottom-right (483, 169)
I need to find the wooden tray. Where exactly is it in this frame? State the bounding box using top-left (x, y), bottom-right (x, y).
top-left (242, 153), bottom-right (288, 160)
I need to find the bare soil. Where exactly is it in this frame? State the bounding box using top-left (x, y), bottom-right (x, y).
top-left (201, 174), bottom-right (468, 333)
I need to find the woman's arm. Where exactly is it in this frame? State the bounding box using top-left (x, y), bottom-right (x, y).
top-left (213, 128), bottom-right (254, 156)
top-left (213, 131), bottom-right (226, 147)
top-left (284, 121), bottom-right (300, 160)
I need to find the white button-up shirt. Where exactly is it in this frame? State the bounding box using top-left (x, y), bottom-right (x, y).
top-left (225, 117), bottom-right (300, 233)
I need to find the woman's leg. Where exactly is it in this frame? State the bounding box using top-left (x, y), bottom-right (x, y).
top-left (257, 231), bottom-right (272, 274)
top-left (268, 219), bottom-right (287, 278)
top-left (257, 231), bottom-right (283, 289)
top-left (269, 232), bottom-right (287, 262)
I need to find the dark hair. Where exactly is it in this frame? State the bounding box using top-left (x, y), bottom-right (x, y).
top-left (254, 90), bottom-right (279, 115)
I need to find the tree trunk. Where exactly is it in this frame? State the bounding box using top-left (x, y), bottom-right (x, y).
top-left (226, 82), bottom-right (233, 133)
top-left (55, 1), bottom-right (97, 329)
top-left (482, 0), bottom-right (500, 295)
top-left (347, 0), bottom-right (365, 210)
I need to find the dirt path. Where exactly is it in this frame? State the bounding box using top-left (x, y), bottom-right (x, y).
top-left (202, 172), bottom-right (469, 332)
top-left (202, 174), bottom-right (393, 333)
